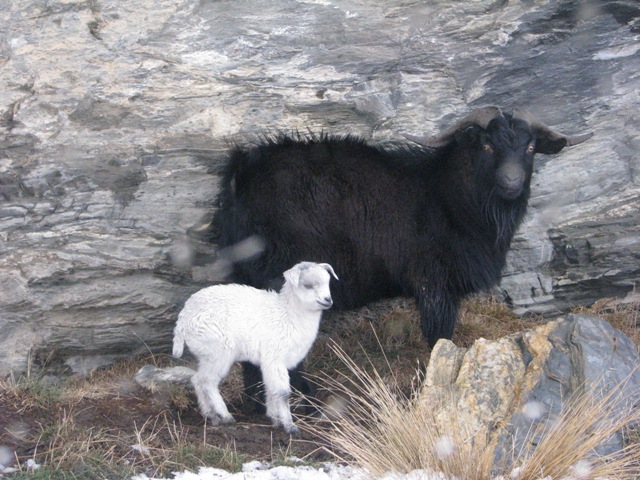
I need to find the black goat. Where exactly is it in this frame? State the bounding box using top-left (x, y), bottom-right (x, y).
top-left (211, 107), bottom-right (591, 407)
top-left (213, 107), bottom-right (591, 341)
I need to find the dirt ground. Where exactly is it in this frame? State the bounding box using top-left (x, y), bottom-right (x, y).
top-left (0, 369), bottom-right (336, 467)
top-left (0, 299), bottom-right (430, 471)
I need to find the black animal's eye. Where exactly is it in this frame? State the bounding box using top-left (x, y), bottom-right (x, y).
top-left (526, 143), bottom-right (535, 154)
top-left (483, 143), bottom-right (494, 154)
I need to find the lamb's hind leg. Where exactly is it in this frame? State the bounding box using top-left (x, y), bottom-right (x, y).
top-left (261, 364), bottom-right (297, 434)
top-left (192, 358), bottom-right (235, 425)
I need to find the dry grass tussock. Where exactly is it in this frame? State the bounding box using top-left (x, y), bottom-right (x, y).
top-left (305, 343), bottom-right (640, 480)
top-left (303, 344), bottom-right (496, 480)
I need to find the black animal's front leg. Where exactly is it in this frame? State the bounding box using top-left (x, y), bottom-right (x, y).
top-left (241, 362), bottom-right (315, 415)
top-left (415, 285), bottom-right (460, 347)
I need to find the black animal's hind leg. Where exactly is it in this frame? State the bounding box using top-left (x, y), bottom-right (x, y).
top-left (241, 362), bottom-right (266, 414)
top-left (289, 364), bottom-right (317, 415)
top-left (241, 362), bottom-right (316, 415)
top-left (416, 287), bottom-right (460, 347)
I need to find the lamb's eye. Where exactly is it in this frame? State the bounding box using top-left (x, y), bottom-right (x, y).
top-left (483, 143), bottom-right (494, 154)
top-left (526, 143), bottom-right (535, 154)
top-left (303, 283), bottom-right (314, 290)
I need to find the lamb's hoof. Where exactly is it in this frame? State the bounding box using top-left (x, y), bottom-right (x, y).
top-left (204, 414), bottom-right (221, 426)
top-left (219, 416), bottom-right (236, 426)
top-left (283, 424), bottom-right (299, 436)
top-left (204, 414), bottom-right (236, 427)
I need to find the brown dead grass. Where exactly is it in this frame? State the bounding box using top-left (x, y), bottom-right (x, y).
top-left (455, 296), bottom-right (536, 347)
top-left (304, 343), bottom-right (496, 480)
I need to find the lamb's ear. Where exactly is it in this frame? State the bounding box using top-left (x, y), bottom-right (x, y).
top-left (320, 263), bottom-right (339, 280)
top-left (283, 265), bottom-right (301, 287)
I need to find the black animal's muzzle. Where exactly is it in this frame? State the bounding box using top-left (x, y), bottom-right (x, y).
top-left (496, 163), bottom-right (526, 199)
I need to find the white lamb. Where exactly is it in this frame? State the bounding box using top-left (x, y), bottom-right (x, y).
top-left (172, 261), bottom-right (338, 434)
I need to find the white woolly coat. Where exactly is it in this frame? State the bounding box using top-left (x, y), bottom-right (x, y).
top-left (173, 283), bottom-right (322, 370)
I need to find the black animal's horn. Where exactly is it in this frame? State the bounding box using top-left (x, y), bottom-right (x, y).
top-left (404, 106), bottom-right (503, 148)
top-left (512, 108), bottom-right (594, 153)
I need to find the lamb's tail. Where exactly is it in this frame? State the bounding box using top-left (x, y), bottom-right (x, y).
top-left (172, 328), bottom-right (185, 358)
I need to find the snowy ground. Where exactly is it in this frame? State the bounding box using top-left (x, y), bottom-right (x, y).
top-left (131, 460), bottom-right (445, 480)
top-left (135, 461), bottom-right (364, 480)
top-left (0, 455), bottom-right (437, 480)
top-left (0, 456), bottom-right (596, 480)
top-left (130, 461), bottom-right (593, 480)
top-left (129, 460), bottom-right (595, 480)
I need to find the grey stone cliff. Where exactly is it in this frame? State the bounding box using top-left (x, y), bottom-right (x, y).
top-left (1, 0), bottom-right (639, 374)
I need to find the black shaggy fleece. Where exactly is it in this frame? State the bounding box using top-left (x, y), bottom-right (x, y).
top-left (213, 127), bottom-right (532, 345)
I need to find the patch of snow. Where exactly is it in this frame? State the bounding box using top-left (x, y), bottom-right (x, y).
top-left (567, 460), bottom-right (592, 480)
top-left (243, 461), bottom-right (271, 472)
top-left (24, 459), bottom-right (40, 470)
top-left (0, 446), bottom-right (14, 470)
top-left (433, 436), bottom-right (455, 459)
top-left (132, 462), bottom-right (462, 480)
top-left (131, 444), bottom-right (152, 456)
top-left (0, 456), bottom-right (39, 478)
top-left (522, 401), bottom-right (546, 420)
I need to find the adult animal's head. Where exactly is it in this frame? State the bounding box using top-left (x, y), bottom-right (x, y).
top-left (406, 107), bottom-right (593, 202)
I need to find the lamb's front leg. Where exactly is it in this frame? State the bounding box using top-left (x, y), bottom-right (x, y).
top-left (261, 363), bottom-right (297, 434)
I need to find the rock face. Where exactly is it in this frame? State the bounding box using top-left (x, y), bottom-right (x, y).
top-left (1, 1), bottom-right (639, 374)
top-left (421, 314), bottom-right (640, 470)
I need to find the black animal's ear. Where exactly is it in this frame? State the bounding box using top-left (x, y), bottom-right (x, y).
top-left (513, 109), bottom-right (593, 155)
top-left (534, 136), bottom-right (568, 155)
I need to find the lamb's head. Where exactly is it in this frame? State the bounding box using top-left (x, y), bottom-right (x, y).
top-left (406, 106), bottom-right (593, 202)
top-left (283, 262), bottom-right (338, 311)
